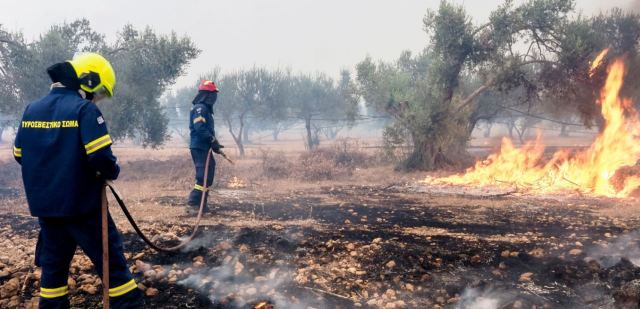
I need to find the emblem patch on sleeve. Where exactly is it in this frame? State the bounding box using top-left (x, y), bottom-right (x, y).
top-left (97, 116), bottom-right (105, 125)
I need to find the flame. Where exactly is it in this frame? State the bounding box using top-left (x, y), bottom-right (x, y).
top-left (227, 176), bottom-right (247, 189)
top-left (254, 302), bottom-right (271, 309)
top-left (426, 56), bottom-right (640, 197)
top-left (589, 49), bottom-right (609, 78)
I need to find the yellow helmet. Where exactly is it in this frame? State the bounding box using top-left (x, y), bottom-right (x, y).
top-left (68, 52), bottom-right (116, 98)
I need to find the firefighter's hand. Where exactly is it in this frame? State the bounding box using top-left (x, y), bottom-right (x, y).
top-left (212, 146), bottom-right (224, 155)
top-left (211, 140), bottom-right (224, 154)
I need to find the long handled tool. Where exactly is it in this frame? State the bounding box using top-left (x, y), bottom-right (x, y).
top-left (101, 186), bottom-right (110, 309)
top-left (105, 148), bottom-right (215, 253)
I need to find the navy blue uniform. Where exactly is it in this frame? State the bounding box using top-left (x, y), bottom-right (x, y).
top-left (187, 98), bottom-right (217, 207)
top-left (13, 87), bottom-right (141, 308)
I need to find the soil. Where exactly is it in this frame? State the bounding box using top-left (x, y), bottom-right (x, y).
top-left (2, 152), bottom-right (640, 308)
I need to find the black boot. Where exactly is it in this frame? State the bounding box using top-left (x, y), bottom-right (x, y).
top-left (187, 190), bottom-right (209, 214)
top-left (110, 288), bottom-right (144, 309)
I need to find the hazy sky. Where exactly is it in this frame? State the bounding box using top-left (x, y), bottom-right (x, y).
top-left (0, 0), bottom-right (637, 89)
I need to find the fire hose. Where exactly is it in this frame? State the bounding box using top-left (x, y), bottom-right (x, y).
top-left (101, 149), bottom-right (233, 307)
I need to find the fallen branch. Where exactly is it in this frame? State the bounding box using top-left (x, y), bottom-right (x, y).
top-left (303, 286), bottom-right (354, 302)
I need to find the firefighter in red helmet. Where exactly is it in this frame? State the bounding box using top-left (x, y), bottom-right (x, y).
top-left (187, 80), bottom-right (223, 211)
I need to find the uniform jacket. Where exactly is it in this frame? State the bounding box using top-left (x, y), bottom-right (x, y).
top-left (13, 87), bottom-right (119, 217)
top-left (189, 102), bottom-right (215, 150)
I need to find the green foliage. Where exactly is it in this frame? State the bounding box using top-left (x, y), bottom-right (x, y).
top-left (0, 19), bottom-right (199, 147)
top-left (355, 0), bottom-right (640, 171)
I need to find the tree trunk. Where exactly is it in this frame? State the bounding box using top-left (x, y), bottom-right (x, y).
top-left (243, 123), bottom-right (250, 144)
top-left (226, 117), bottom-right (245, 157)
top-left (559, 124), bottom-right (569, 137)
top-left (515, 125), bottom-right (527, 144)
top-left (404, 134), bottom-right (438, 170)
top-left (484, 123), bottom-right (492, 138)
top-left (305, 116), bottom-right (314, 151)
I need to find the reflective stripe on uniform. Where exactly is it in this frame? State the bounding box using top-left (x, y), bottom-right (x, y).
top-left (193, 116), bottom-right (206, 124)
top-left (109, 279), bottom-right (138, 297)
top-left (194, 184), bottom-right (208, 192)
top-left (84, 134), bottom-right (112, 155)
top-left (40, 285), bottom-right (69, 298)
top-left (13, 146), bottom-right (22, 158)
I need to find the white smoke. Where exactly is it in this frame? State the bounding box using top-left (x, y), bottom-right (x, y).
top-left (455, 288), bottom-right (501, 309)
top-left (587, 231), bottom-right (640, 267)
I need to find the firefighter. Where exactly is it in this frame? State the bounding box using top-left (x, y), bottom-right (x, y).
top-left (13, 53), bottom-right (143, 309)
top-left (187, 80), bottom-right (223, 211)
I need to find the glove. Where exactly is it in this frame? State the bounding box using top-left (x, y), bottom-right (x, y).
top-left (211, 138), bottom-right (224, 154)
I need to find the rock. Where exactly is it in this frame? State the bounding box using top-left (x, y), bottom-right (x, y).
top-left (613, 279), bottom-right (640, 307)
top-left (234, 261), bottom-right (244, 275)
top-left (239, 244), bottom-right (250, 253)
top-left (569, 249), bottom-right (583, 256)
top-left (529, 248), bottom-right (544, 258)
top-left (132, 252), bottom-right (145, 260)
top-left (192, 256), bottom-right (204, 263)
top-left (7, 296), bottom-right (20, 308)
top-left (372, 238), bottom-right (383, 244)
top-left (193, 261), bottom-right (205, 268)
top-left (145, 287), bottom-right (159, 297)
top-left (346, 243), bottom-right (356, 251)
top-left (384, 289), bottom-right (396, 299)
top-left (67, 278), bottom-right (77, 289)
top-left (245, 287), bottom-right (257, 296)
top-left (135, 260), bottom-right (151, 272)
top-left (395, 300), bottom-right (407, 308)
top-left (470, 255), bottom-right (482, 264)
top-left (0, 277), bottom-right (21, 298)
top-left (513, 300), bottom-right (523, 309)
top-left (386, 260), bottom-right (396, 269)
top-left (24, 297), bottom-right (39, 309)
top-left (218, 241), bottom-right (232, 250)
top-left (143, 270), bottom-right (157, 279)
top-left (0, 270), bottom-right (10, 280)
top-left (79, 284), bottom-right (97, 295)
top-left (501, 250), bottom-right (511, 258)
top-left (405, 283), bottom-right (414, 292)
top-left (519, 272), bottom-right (534, 283)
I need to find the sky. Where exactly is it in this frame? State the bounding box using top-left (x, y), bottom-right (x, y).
top-left (0, 0), bottom-right (637, 89)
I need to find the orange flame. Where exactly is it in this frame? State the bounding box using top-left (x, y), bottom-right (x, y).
top-left (426, 56), bottom-right (640, 197)
top-left (589, 49), bottom-right (609, 78)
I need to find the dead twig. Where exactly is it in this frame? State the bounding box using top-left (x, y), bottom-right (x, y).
top-left (303, 286), bottom-right (354, 302)
top-left (478, 190), bottom-right (518, 198)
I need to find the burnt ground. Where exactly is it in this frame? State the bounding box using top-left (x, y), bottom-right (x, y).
top-left (3, 161), bottom-right (640, 308)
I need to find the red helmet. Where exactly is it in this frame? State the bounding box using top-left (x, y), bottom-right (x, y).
top-left (198, 80), bottom-right (219, 92)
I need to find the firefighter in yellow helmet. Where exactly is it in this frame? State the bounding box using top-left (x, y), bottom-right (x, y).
top-left (13, 52), bottom-right (143, 308)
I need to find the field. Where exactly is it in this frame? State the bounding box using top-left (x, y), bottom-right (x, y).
top-left (2, 134), bottom-right (640, 308)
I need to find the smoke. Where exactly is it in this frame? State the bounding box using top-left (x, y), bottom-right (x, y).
top-left (455, 288), bottom-right (513, 309)
top-left (628, 0), bottom-right (640, 12)
top-left (456, 289), bottom-right (500, 309)
top-left (177, 250), bottom-right (320, 308)
top-left (587, 231), bottom-right (640, 268)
